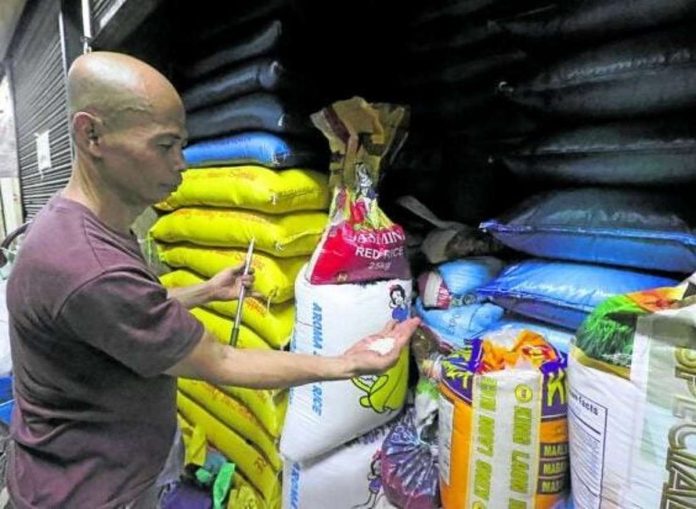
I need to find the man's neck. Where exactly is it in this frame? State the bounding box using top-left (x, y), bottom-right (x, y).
top-left (62, 167), bottom-right (142, 235)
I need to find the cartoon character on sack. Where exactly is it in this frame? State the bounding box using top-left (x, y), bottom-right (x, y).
top-left (351, 284), bottom-right (410, 414)
top-left (351, 163), bottom-right (377, 225)
top-left (389, 284), bottom-right (409, 323)
top-left (352, 452), bottom-right (384, 509)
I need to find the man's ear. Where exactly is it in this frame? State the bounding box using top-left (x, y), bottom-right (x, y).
top-left (72, 112), bottom-right (105, 157)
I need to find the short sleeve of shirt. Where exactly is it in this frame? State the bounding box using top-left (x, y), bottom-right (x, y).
top-left (56, 268), bottom-right (203, 377)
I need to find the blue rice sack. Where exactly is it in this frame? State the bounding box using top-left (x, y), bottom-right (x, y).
top-left (480, 188), bottom-right (696, 274)
top-left (414, 297), bottom-right (504, 349)
top-left (475, 259), bottom-right (678, 329)
top-left (183, 132), bottom-right (326, 169)
top-left (417, 257), bottom-right (504, 308)
top-left (481, 314), bottom-right (575, 354)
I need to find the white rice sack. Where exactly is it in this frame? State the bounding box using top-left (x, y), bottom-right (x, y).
top-left (569, 280), bottom-right (696, 509)
top-left (282, 420), bottom-right (398, 509)
top-left (280, 265), bottom-right (412, 462)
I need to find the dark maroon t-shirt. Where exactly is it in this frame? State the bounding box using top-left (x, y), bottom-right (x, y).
top-left (6, 196), bottom-right (203, 508)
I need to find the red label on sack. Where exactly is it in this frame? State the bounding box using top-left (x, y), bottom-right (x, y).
top-left (309, 221), bottom-right (410, 284)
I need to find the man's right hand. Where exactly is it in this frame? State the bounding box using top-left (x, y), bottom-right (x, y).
top-left (340, 318), bottom-right (421, 377)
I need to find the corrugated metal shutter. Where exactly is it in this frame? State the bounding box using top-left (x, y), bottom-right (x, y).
top-left (91, 0), bottom-right (122, 34)
top-left (10, 0), bottom-right (71, 219)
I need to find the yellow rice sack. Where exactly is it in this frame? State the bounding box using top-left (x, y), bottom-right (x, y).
top-left (178, 379), bottom-right (281, 471)
top-left (178, 413), bottom-right (268, 508)
top-left (177, 392), bottom-right (282, 507)
top-left (161, 269), bottom-right (295, 343)
top-left (150, 208), bottom-right (327, 257)
top-left (155, 166), bottom-right (330, 214)
top-left (190, 307), bottom-right (271, 350)
top-left (217, 385), bottom-right (287, 439)
top-left (158, 244), bottom-right (304, 304)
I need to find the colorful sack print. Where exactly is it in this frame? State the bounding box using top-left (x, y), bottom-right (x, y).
top-left (438, 330), bottom-right (569, 509)
top-left (569, 278), bottom-right (696, 508)
top-left (306, 97), bottom-right (411, 284)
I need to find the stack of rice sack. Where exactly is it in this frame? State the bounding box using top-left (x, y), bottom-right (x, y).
top-left (380, 0), bottom-right (553, 247)
top-left (279, 98), bottom-right (415, 508)
top-left (472, 0), bottom-right (696, 358)
top-left (174, 1), bottom-right (328, 175)
top-left (151, 164), bottom-right (329, 508)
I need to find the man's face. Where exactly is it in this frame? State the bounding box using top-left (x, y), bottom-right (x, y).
top-left (98, 101), bottom-right (187, 207)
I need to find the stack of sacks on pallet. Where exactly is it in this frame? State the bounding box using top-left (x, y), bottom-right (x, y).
top-left (279, 98), bottom-right (415, 508)
top-left (151, 166), bottom-right (329, 509)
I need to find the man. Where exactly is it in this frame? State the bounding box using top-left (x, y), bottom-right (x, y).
top-left (5, 52), bottom-right (419, 508)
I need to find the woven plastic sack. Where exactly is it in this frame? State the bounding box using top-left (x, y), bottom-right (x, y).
top-left (414, 297), bottom-right (504, 350)
top-left (283, 420), bottom-right (395, 509)
top-left (183, 132), bottom-right (325, 170)
top-left (161, 269), bottom-right (294, 345)
top-left (190, 308), bottom-right (273, 350)
top-left (476, 259), bottom-right (679, 329)
top-left (482, 315), bottom-right (574, 354)
top-left (187, 93), bottom-right (312, 141)
top-left (178, 415), bottom-right (267, 509)
top-left (417, 257), bottom-right (505, 309)
top-left (499, 120), bottom-right (696, 187)
top-left (438, 330), bottom-right (569, 509)
top-left (155, 167), bottom-right (329, 214)
top-left (177, 392), bottom-right (281, 507)
top-left (569, 278), bottom-right (696, 508)
top-left (158, 245), bottom-right (304, 303)
top-left (178, 379), bottom-right (280, 471)
top-left (481, 188), bottom-right (696, 274)
top-left (151, 208), bottom-right (327, 257)
top-left (306, 97), bottom-right (411, 284)
top-left (501, 27), bottom-right (696, 118)
top-left (217, 385), bottom-right (287, 439)
top-left (280, 266), bottom-right (411, 462)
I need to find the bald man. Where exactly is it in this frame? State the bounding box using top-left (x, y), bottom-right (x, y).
top-left (4, 52), bottom-right (419, 508)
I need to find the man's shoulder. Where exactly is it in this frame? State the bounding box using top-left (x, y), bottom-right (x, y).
top-left (7, 198), bottom-right (148, 315)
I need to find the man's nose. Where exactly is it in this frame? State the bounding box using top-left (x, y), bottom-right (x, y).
top-left (173, 146), bottom-right (187, 172)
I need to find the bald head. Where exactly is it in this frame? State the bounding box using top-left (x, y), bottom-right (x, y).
top-left (67, 51), bottom-right (182, 130)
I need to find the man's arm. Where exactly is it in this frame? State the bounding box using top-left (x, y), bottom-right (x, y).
top-left (165, 318), bottom-right (420, 390)
top-left (167, 283), bottom-right (215, 309)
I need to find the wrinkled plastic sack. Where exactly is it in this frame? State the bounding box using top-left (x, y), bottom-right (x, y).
top-left (481, 188), bottom-right (696, 274)
top-left (380, 409), bottom-right (440, 509)
top-left (414, 297), bottom-right (504, 349)
top-left (155, 166), bottom-right (329, 214)
top-left (306, 97), bottom-right (411, 284)
top-left (151, 208), bottom-right (327, 257)
top-left (183, 132), bottom-right (327, 170)
top-left (418, 257), bottom-right (504, 309)
top-left (476, 259), bottom-right (679, 329)
top-left (158, 245), bottom-right (305, 303)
